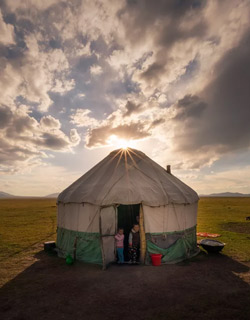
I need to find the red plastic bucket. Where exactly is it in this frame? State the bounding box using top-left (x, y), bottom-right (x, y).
top-left (150, 254), bottom-right (162, 266)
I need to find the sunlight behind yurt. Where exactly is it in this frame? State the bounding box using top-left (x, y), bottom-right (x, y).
top-left (107, 135), bottom-right (137, 149)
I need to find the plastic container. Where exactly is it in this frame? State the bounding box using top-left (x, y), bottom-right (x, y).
top-left (44, 241), bottom-right (56, 252)
top-left (66, 254), bottom-right (74, 265)
top-left (150, 253), bottom-right (162, 266)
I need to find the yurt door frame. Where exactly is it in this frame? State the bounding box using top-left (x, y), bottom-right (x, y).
top-left (139, 205), bottom-right (146, 264)
top-left (100, 206), bottom-right (116, 269)
top-left (116, 204), bottom-right (147, 264)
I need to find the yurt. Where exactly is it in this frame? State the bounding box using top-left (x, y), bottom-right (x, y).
top-left (57, 148), bottom-right (199, 268)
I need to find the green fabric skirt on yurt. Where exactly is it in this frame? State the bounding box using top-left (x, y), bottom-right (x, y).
top-left (145, 226), bottom-right (199, 264)
top-left (57, 227), bottom-right (103, 265)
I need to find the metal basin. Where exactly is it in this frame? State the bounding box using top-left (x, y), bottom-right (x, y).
top-left (200, 239), bottom-right (225, 253)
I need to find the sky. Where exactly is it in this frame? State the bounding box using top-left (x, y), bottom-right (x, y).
top-left (0, 0), bottom-right (250, 196)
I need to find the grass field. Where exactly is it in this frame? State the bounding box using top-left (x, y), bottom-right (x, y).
top-left (198, 197), bottom-right (250, 261)
top-left (0, 197), bottom-right (250, 264)
top-left (0, 198), bottom-right (57, 261)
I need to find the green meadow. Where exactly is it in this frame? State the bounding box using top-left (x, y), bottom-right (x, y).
top-left (0, 198), bottom-right (57, 261)
top-left (197, 197), bottom-right (250, 261)
top-left (0, 197), bottom-right (250, 263)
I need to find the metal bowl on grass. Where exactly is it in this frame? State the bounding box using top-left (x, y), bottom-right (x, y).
top-left (199, 239), bottom-right (225, 253)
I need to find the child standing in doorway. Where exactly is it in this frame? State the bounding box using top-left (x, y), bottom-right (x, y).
top-left (115, 228), bottom-right (124, 264)
top-left (128, 224), bottom-right (140, 264)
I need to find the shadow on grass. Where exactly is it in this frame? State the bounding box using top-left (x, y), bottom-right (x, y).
top-left (0, 250), bottom-right (249, 320)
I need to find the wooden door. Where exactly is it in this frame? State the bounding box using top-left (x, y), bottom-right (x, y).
top-left (100, 206), bottom-right (116, 268)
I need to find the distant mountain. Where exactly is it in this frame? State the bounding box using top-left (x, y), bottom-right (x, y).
top-left (45, 193), bottom-right (59, 198)
top-left (1, 190), bottom-right (249, 199)
top-left (0, 191), bottom-right (20, 198)
top-left (0, 191), bottom-right (59, 199)
top-left (200, 192), bottom-right (250, 197)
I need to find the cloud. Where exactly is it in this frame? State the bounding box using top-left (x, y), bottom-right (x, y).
top-left (0, 105), bottom-right (12, 128)
top-left (5, 0), bottom-right (59, 11)
top-left (86, 122), bottom-right (151, 148)
top-left (69, 96), bottom-right (169, 149)
top-left (40, 115), bottom-right (61, 129)
top-left (0, 0), bottom-right (249, 184)
top-left (37, 132), bottom-right (71, 150)
top-left (90, 64), bottom-right (103, 76)
top-left (166, 28), bottom-right (250, 168)
top-left (116, 0), bottom-right (250, 102)
top-left (124, 100), bottom-right (143, 117)
top-left (0, 0), bottom-right (132, 118)
top-left (150, 118), bottom-right (166, 129)
top-left (70, 109), bottom-right (100, 128)
top-left (173, 95), bottom-right (207, 121)
top-left (0, 1), bottom-right (78, 112)
top-left (0, 105), bottom-right (80, 173)
top-left (0, 9), bottom-right (15, 45)
top-left (117, 0), bottom-right (209, 94)
top-left (0, 32), bottom-right (75, 111)
top-left (140, 62), bottom-right (165, 84)
top-left (70, 128), bottom-right (81, 145)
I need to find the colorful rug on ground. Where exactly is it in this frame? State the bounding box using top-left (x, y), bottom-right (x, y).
top-left (197, 232), bottom-right (221, 238)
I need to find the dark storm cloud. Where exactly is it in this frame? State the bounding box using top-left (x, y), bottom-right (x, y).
top-left (119, 0), bottom-right (207, 46)
top-left (0, 38), bottom-right (26, 61)
top-left (158, 18), bottom-right (207, 47)
top-left (173, 29), bottom-right (250, 154)
top-left (140, 62), bottom-right (165, 82)
top-left (118, 0), bottom-right (209, 94)
top-left (174, 95), bottom-right (207, 121)
top-left (0, 105), bottom-right (12, 128)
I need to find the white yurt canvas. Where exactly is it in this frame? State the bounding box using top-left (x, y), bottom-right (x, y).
top-left (57, 148), bottom-right (199, 268)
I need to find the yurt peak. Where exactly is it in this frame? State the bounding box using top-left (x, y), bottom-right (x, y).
top-left (108, 147), bottom-right (147, 166)
top-left (109, 147), bottom-right (145, 156)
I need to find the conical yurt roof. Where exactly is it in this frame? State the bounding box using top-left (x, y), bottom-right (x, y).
top-left (57, 148), bottom-right (199, 206)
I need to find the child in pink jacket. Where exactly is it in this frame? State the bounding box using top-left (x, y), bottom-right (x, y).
top-left (115, 228), bottom-right (124, 264)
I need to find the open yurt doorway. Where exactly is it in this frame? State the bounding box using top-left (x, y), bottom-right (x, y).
top-left (117, 204), bottom-right (140, 261)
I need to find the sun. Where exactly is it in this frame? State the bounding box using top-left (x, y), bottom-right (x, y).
top-left (118, 139), bottom-right (132, 149)
top-left (107, 135), bottom-right (137, 149)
